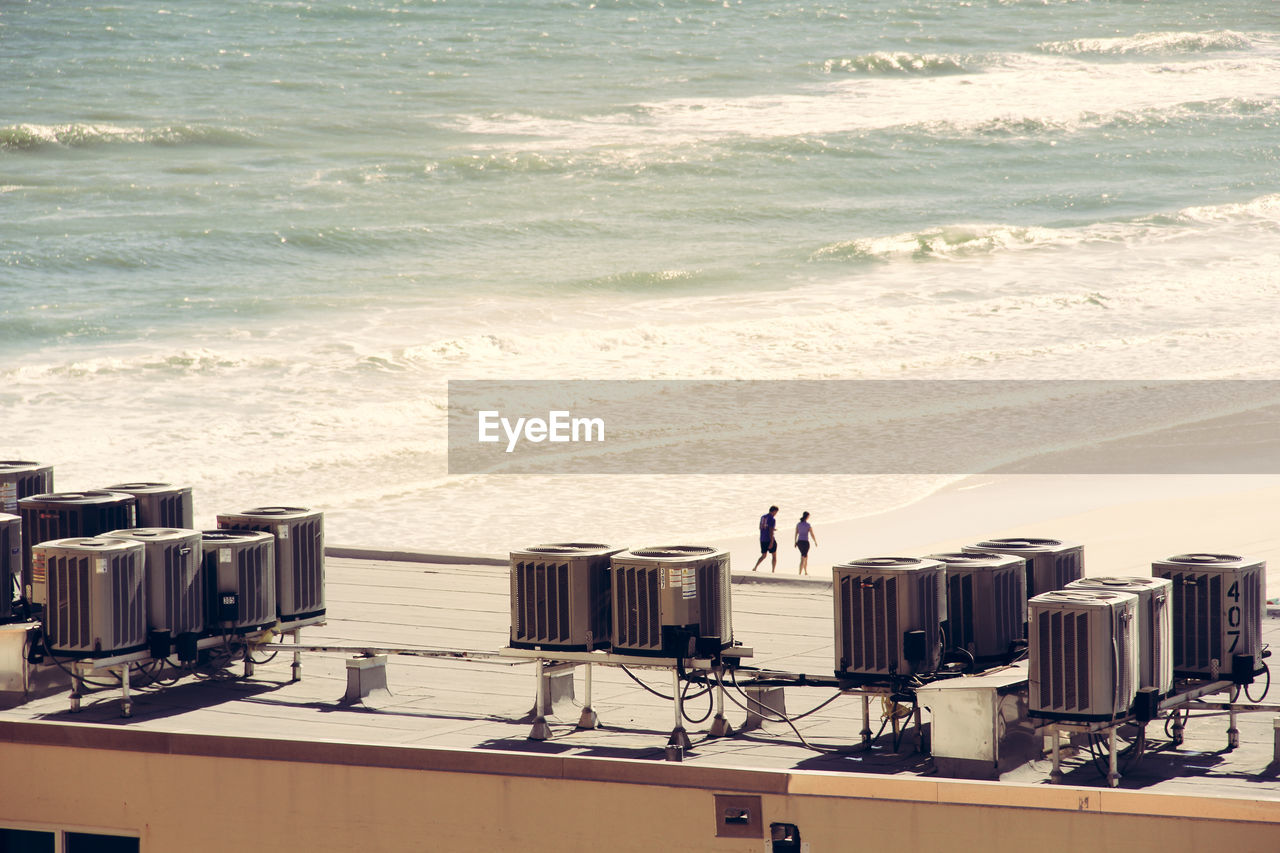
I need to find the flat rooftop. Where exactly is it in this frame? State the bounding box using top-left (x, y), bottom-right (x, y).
top-left (2, 551), bottom-right (1278, 803)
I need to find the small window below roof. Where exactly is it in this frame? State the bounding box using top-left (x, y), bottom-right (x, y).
top-left (64, 833), bottom-right (139, 853)
top-left (0, 828), bottom-right (55, 853)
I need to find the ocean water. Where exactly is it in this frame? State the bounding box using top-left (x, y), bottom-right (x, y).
top-left (3, 0), bottom-right (1280, 554)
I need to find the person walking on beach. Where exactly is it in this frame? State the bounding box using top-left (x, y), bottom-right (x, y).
top-left (795, 511), bottom-right (816, 575)
top-left (753, 505), bottom-right (779, 571)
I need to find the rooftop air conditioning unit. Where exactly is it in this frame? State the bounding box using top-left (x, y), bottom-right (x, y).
top-left (200, 529), bottom-right (276, 634)
top-left (102, 529), bottom-right (204, 648)
top-left (834, 557), bottom-right (943, 679)
top-left (927, 551), bottom-right (1024, 663)
top-left (963, 537), bottom-right (1082, 618)
top-left (610, 546), bottom-right (731, 657)
top-left (1029, 589), bottom-right (1137, 722)
top-left (217, 507), bottom-right (324, 624)
top-left (0, 513), bottom-right (19, 621)
top-left (1067, 576), bottom-right (1173, 695)
top-left (32, 537), bottom-right (146, 658)
top-left (1151, 553), bottom-right (1265, 679)
top-left (0, 461), bottom-right (53, 514)
top-left (510, 543), bottom-right (621, 651)
top-left (18, 491), bottom-right (137, 604)
top-left (104, 483), bottom-right (194, 529)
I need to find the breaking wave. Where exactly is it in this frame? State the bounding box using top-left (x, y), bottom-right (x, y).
top-left (820, 52), bottom-right (971, 75)
top-left (0, 122), bottom-right (255, 152)
top-left (1036, 31), bottom-right (1253, 57)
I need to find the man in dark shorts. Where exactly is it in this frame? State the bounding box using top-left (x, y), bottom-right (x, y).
top-left (752, 505), bottom-right (779, 572)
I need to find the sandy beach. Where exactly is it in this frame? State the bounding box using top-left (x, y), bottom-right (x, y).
top-left (718, 474), bottom-right (1279, 584)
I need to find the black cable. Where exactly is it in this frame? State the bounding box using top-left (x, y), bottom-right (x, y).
top-left (680, 677), bottom-right (714, 725)
top-left (724, 668), bottom-right (841, 754)
top-left (786, 689), bottom-right (845, 721)
top-left (889, 702), bottom-right (912, 752)
top-left (128, 660), bottom-right (162, 689)
top-left (1245, 661), bottom-right (1271, 703)
top-left (40, 632), bottom-right (120, 689)
top-left (720, 670), bottom-right (784, 721)
top-left (674, 658), bottom-right (712, 700)
top-left (619, 665), bottom-right (675, 701)
top-left (872, 702), bottom-right (894, 745)
top-left (150, 658), bottom-right (184, 686)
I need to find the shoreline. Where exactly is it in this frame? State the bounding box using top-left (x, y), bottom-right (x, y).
top-left (711, 401), bottom-right (1280, 582)
top-left (336, 473), bottom-right (1280, 593)
top-left (711, 474), bottom-right (1280, 585)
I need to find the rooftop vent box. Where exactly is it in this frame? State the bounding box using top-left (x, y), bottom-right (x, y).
top-left (200, 529), bottom-right (276, 634)
top-left (0, 461), bottom-right (53, 514)
top-left (33, 537), bottom-right (147, 658)
top-left (102, 528), bottom-right (204, 641)
top-left (509, 543), bottom-right (621, 652)
top-left (1151, 553), bottom-right (1265, 679)
top-left (104, 482), bottom-right (194, 529)
top-left (1066, 576), bottom-right (1173, 695)
top-left (963, 537), bottom-right (1083, 626)
top-left (834, 556), bottom-right (943, 680)
top-left (217, 507), bottom-right (324, 624)
top-left (610, 546), bottom-right (731, 658)
top-left (1029, 589), bottom-right (1137, 722)
top-left (19, 491), bottom-right (137, 605)
top-left (927, 551), bottom-right (1025, 664)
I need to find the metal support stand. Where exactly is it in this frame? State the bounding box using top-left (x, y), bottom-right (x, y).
top-left (1045, 720), bottom-right (1123, 786)
top-left (528, 659), bottom-right (552, 741)
top-left (913, 703), bottom-right (926, 753)
top-left (1228, 704), bottom-right (1240, 750)
top-left (708, 668), bottom-right (733, 738)
top-left (70, 670), bottom-right (83, 713)
top-left (1171, 710), bottom-right (1185, 746)
top-left (1049, 727), bottom-right (1063, 784)
top-left (576, 663), bottom-right (598, 730)
top-left (1106, 726), bottom-right (1120, 788)
top-left (243, 653), bottom-right (255, 679)
top-left (117, 664), bottom-right (132, 718)
top-left (291, 628), bottom-right (303, 682)
top-left (861, 694), bottom-right (872, 745)
top-left (668, 668), bottom-right (692, 754)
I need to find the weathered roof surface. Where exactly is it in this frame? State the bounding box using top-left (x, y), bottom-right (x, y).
top-left (3, 553), bottom-right (1278, 800)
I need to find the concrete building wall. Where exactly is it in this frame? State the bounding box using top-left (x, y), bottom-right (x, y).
top-left (1, 723), bottom-right (1277, 852)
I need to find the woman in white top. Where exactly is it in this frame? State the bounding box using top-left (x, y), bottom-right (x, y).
top-left (794, 511), bottom-right (816, 575)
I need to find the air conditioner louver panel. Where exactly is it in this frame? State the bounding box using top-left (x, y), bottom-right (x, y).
top-left (34, 538), bottom-right (146, 657)
top-left (833, 557), bottom-right (943, 677)
top-left (102, 528), bottom-right (204, 636)
top-left (610, 546), bottom-right (730, 657)
top-left (1029, 590), bottom-right (1138, 722)
top-left (509, 543), bottom-right (619, 651)
top-left (200, 530), bottom-right (276, 633)
top-left (0, 514), bottom-right (19, 621)
top-left (1066, 576), bottom-right (1174, 694)
top-left (1152, 553), bottom-right (1266, 678)
top-left (962, 539), bottom-right (1083, 621)
top-left (217, 508), bottom-right (324, 622)
top-left (19, 491), bottom-right (138, 606)
top-left (929, 552), bottom-right (1024, 662)
top-left (0, 462), bottom-right (53, 514)
top-left (104, 483), bottom-right (194, 529)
